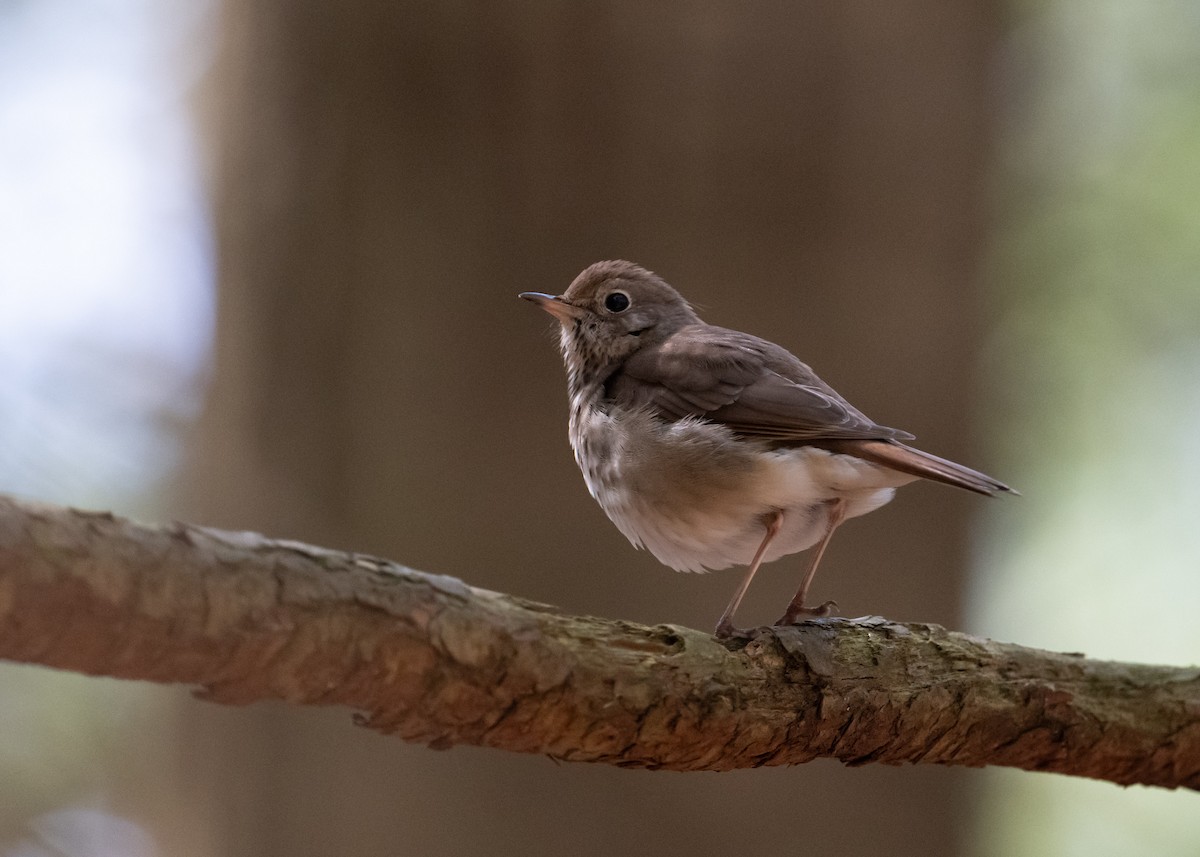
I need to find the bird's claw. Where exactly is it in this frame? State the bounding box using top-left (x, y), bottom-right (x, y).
top-left (714, 621), bottom-right (755, 641)
top-left (775, 599), bottom-right (839, 626)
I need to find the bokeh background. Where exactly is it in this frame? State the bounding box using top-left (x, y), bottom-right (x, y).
top-left (2, 1), bottom-right (1199, 855)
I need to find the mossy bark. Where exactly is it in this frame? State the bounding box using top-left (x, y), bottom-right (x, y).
top-left (1, 495), bottom-right (1196, 788)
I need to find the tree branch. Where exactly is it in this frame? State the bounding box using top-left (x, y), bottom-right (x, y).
top-left (0, 495), bottom-right (1196, 788)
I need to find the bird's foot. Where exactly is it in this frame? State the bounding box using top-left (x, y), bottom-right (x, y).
top-left (775, 600), bottom-right (839, 626)
top-left (714, 620), bottom-right (756, 641)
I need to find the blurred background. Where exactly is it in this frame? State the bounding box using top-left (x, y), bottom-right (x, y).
top-left (2, 0), bottom-right (1198, 855)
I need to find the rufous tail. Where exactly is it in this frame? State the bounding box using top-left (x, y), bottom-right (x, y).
top-left (828, 439), bottom-right (1015, 497)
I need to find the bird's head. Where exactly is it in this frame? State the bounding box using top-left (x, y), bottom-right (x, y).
top-left (520, 260), bottom-right (700, 375)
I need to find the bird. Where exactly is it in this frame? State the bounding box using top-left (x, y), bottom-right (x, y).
top-left (520, 260), bottom-right (1013, 639)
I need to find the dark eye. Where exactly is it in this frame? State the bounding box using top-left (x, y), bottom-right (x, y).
top-left (604, 291), bottom-right (631, 313)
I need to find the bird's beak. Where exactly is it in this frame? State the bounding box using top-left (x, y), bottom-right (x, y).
top-left (519, 292), bottom-right (586, 324)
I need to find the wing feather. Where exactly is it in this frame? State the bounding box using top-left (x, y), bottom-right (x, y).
top-left (606, 324), bottom-right (913, 443)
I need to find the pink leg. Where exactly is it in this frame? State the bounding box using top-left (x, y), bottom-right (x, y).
top-left (714, 509), bottom-right (783, 639)
top-left (776, 498), bottom-right (847, 626)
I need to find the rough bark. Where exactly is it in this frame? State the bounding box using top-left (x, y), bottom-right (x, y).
top-left (0, 494), bottom-right (1196, 789)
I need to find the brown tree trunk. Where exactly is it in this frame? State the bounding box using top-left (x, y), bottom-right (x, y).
top-left (185, 2), bottom-right (1001, 854)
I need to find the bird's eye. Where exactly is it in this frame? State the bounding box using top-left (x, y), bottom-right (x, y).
top-left (604, 291), bottom-right (631, 313)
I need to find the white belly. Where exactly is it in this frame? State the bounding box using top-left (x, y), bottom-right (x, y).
top-left (572, 408), bottom-right (916, 573)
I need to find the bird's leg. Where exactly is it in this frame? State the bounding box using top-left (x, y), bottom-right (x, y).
top-left (776, 498), bottom-right (847, 626)
top-left (714, 509), bottom-right (784, 640)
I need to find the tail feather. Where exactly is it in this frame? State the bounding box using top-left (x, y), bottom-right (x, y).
top-left (827, 439), bottom-right (1015, 497)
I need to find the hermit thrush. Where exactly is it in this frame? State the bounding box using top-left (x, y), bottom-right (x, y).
top-left (521, 260), bottom-right (1013, 639)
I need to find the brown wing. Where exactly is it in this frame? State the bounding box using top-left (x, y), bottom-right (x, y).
top-left (606, 324), bottom-right (914, 443)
